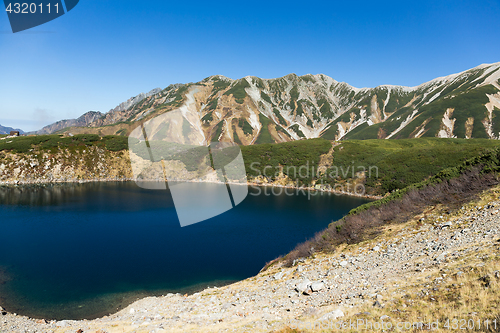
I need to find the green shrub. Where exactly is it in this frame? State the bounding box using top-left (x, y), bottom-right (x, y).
top-left (224, 79), bottom-right (250, 104)
top-left (241, 138), bottom-right (331, 185)
top-left (0, 134), bottom-right (129, 153)
top-left (102, 135), bottom-right (128, 151)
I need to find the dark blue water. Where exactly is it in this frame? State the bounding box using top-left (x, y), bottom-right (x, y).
top-left (0, 182), bottom-right (369, 320)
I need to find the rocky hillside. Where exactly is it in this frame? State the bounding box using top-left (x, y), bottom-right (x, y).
top-left (54, 62), bottom-right (500, 142)
top-left (0, 145), bottom-right (132, 184)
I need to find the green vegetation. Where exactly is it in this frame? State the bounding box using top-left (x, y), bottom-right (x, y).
top-left (336, 83), bottom-right (499, 140)
top-left (232, 126), bottom-right (243, 145)
top-left (296, 99), bottom-right (315, 118)
top-left (224, 79), bottom-right (250, 104)
top-left (412, 85), bottom-right (498, 139)
top-left (273, 108), bottom-right (287, 127)
top-left (321, 138), bottom-right (500, 195)
top-left (241, 138), bottom-right (331, 185)
top-left (0, 134), bottom-right (129, 153)
top-left (290, 124), bottom-right (305, 138)
top-left (251, 77), bottom-right (265, 90)
top-left (288, 86), bottom-right (299, 111)
top-left (102, 136), bottom-right (129, 151)
top-left (201, 112), bottom-right (214, 124)
top-left (255, 114), bottom-right (273, 144)
top-left (206, 97), bottom-right (218, 112)
top-left (240, 138), bottom-right (500, 194)
top-left (115, 128), bottom-right (127, 136)
top-left (318, 98), bottom-right (334, 119)
top-left (238, 118), bottom-right (253, 135)
top-left (342, 106), bottom-right (417, 140)
top-left (170, 85), bottom-right (189, 107)
top-left (344, 141), bottom-right (500, 221)
top-left (211, 121), bottom-right (224, 142)
top-left (343, 122), bottom-right (379, 140)
top-left (299, 74), bottom-right (315, 83)
top-left (375, 89), bottom-right (388, 112)
top-left (260, 91), bottom-right (272, 104)
top-left (283, 140), bottom-right (500, 267)
top-left (212, 78), bottom-right (231, 91)
top-left (492, 106), bottom-right (500, 136)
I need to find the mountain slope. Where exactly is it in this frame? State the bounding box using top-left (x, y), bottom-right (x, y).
top-left (57, 62), bottom-right (500, 143)
top-left (35, 111), bottom-right (104, 135)
top-left (0, 125), bottom-right (24, 135)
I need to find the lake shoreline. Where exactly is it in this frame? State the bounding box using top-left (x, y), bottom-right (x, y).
top-left (0, 181), bottom-right (372, 322)
top-left (1, 189), bottom-right (498, 331)
top-left (0, 178), bottom-right (383, 200)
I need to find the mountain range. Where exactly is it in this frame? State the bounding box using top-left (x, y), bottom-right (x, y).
top-left (35, 111), bottom-right (104, 135)
top-left (38, 62), bottom-right (500, 144)
top-left (0, 125), bottom-right (24, 135)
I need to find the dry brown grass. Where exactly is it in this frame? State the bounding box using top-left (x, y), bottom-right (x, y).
top-left (274, 245), bottom-right (500, 333)
top-left (273, 185), bottom-right (500, 333)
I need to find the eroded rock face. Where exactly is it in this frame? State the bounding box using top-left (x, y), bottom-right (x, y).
top-left (0, 147), bottom-right (133, 184)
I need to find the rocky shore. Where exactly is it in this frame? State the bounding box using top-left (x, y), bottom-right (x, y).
top-left (1, 185), bottom-right (499, 332)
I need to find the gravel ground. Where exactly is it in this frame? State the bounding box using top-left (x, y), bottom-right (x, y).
top-left (1, 191), bottom-right (500, 333)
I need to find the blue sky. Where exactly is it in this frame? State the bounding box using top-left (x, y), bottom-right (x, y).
top-left (0, 0), bottom-right (499, 131)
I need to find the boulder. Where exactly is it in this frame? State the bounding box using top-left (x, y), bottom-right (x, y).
top-left (310, 282), bottom-right (325, 292)
top-left (302, 287), bottom-right (313, 296)
top-left (319, 309), bottom-right (344, 321)
top-left (295, 280), bottom-right (311, 294)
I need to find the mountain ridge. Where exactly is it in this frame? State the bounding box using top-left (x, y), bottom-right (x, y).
top-left (34, 111), bottom-right (104, 135)
top-left (39, 62), bottom-right (500, 142)
top-left (0, 125), bottom-right (24, 135)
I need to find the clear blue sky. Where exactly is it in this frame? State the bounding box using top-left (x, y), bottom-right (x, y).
top-left (1, 0), bottom-right (499, 131)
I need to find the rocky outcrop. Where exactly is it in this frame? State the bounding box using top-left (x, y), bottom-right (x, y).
top-left (88, 88), bottom-right (162, 127)
top-left (0, 146), bottom-right (132, 184)
top-left (111, 88), bottom-right (162, 114)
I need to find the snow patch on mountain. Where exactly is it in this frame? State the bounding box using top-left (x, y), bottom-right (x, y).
top-left (437, 108), bottom-right (457, 139)
top-left (386, 109), bottom-right (419, 139)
